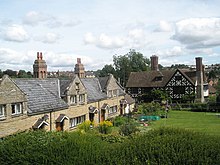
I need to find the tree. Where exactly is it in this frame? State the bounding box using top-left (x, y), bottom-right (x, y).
top-left (17, 70), bottom-right (32, 78)
top-left (3, 69), bottom-right (17, 77)
top-left (113, 49), bottom-right (150, 87)
top-left (208, 70), bottom-right (216, 80)
top-left (96, 64), bottom-right (116, 77)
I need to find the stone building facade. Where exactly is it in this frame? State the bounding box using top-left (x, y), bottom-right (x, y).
top-left (0, 57), bottom-right (134, 138)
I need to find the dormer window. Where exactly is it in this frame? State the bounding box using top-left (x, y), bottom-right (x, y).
top-left (11, 103), bottom-right (22, 115)
top-left (154, 76), bottom-right (163, 81)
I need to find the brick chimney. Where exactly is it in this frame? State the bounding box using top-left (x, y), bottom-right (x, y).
top-left (33, 52), bottom-right (47, 79)
top-left (150, 55), bottom-right (159, 71)
top-left (74, 58), bottom-right (85, 78)
top-left (196, 57), bottom-right (204, 103)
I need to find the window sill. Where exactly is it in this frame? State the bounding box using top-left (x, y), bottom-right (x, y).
top-left (0, 117), bottom-right (6, 121)
top-left (11, 113), bottom-right (22, 118)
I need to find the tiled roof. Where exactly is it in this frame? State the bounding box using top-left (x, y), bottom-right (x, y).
top-left (126, 70), bottom-right (175, 88)
top-left (126, 69), bottom-right (198, 88)
top-left (81, 78), bottom-right (107, 103)
top-left (14, 79), bottom-right (68, 115)
top-left (98, 77), bottom-right (108, 92)
top-left (59, 79), bottom-right (72, 96)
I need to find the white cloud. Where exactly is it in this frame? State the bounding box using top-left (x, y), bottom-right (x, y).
top-left (3, 24), bottom-right (29, 42)
top-left (42, 33), bottom-right (60, 44)
top-left (34, 33), bottom-right (60, 44)
top-left (23, 11), bottom-right (80, 28)
top-left (23, 11), bottom-right (49, 26)
top-left (172, 17), bottom-right (220, 49)
top-left (154, 20), bottom-right (173, 32)
top-left (156, 46), bottom-right (184, 57)
top-left (84, 33), bottom-right (126, 49)
top-left (128, 28), bottom-right (145, 39)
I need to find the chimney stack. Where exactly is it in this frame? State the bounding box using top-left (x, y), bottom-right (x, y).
top-left (150, 55), bottom-right (159, 71)
top-left (195, 57), bottom-right (204, 103)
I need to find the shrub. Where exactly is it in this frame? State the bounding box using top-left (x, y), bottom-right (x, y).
top-left (112, 116), bottom-right (127, 127)
top-left (98, 120), bottom-right (113, 134)
top-left (119, 119), bottom-right (139, 136)
top-left (77, 120), bottom-right (93, 133)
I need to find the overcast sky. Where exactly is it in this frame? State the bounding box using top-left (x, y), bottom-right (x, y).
top-left (1, 0), bottom-right (220, 72)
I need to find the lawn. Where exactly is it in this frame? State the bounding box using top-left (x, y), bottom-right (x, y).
top-left (150, 110), bottom-right (220, 136)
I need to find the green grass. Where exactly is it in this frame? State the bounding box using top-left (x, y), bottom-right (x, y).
top-left (151, 110), bottom-right (220, 136)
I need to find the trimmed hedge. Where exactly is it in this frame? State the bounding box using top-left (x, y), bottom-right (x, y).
top-left (0, 128), bottom-right (220, 164)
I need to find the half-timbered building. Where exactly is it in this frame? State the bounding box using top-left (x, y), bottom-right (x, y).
top-left (126, 55), bottom-right (208, 103)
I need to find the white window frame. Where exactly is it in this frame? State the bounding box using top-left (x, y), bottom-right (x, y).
top-left (79, 94), bottom-right (85, 104)
top-left (69, 115), bottom-right (86, 128)
top-left (70, 95), bottom-right (77, 104)
top-left (11, 103), bottom-right (22, 115)
top-left (0, 105), bottom-right (6, 117)
top-left (113, 89), bottom-right (118, 97)
top-left (109, 105), bottom-right (117, 114)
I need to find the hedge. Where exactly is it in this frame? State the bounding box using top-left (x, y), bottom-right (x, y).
top-left (0, 128), bottom-right (220, 164)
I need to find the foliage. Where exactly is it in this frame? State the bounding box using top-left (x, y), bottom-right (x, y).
top-left (17, 70), bottom-right (32, 78)
top-left (112, 116), bottom-right (127, 127)
top-left (77, 120), bottom-right (93, 132)
top-left (138, 102), bottom-right (165, 116)
top-left (208, 70), bottom-right (217, 80)
top-left (2, 69), bottom-right (17, 78)
top-left (113, 49), bottom-right (150, 87)
top-left (95, 64), bottom-right (116, 78)
top-left (1, 128), bottom-right (220, 165)
top-left (119, 119), bottom-right (139, 136)
top-left (98, 120), bottom-right (113, 134)
top-left (1, 69), bottom-right (32, 78)
top-left (139, 89), bottom-right (171, 103)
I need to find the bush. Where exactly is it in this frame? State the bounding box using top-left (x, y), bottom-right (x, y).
top-left (119, 119), bottom-right (139, 136)
top-left (112, 116), bottom-right (127, 127)
top-left (1, 128), bottom-right (220, 164)
top-left (98, 120), bottom-right (113, 134)
top-left (77, 120), bottom-right (93, 132)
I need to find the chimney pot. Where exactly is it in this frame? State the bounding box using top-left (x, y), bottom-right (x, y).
top-left (40, 52), bottom-right (43, 60)
top-left (77, 58), bottom-right (81, 64)
top-left (37, 52), bottom-right (40, 59)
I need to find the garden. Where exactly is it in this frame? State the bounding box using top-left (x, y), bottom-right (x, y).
top-left (1, 101), bottom-right (220, 164)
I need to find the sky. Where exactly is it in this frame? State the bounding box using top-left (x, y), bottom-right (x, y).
top-left (1, 0), bottom-right (220, 72)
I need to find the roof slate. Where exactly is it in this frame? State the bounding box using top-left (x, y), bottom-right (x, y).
top-left (81, 78), bottom-right (107, 103)
top-left (14, 79), bottom-right (68, 115)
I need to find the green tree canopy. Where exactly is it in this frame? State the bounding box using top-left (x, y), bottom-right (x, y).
top-left (95, 64), bottom-right (116, 77)
top-left (113, 49), bottom-right (150, 87)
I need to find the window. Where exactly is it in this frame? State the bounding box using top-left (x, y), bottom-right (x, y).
top-left (69, 115), bottom-right (86, 128)
top-left (11, 103), bottom-right (22, 115)
top-left (70, 95), bottom-right (77, 104)
top-left (108, 90), bottom-right (112, 97)
top-left (109, 105), bottom-right (117, 114)
top-left (79, 94), bottom-right (85, 103)
top-left (113, 89), bottom-right (118, 97)
top-left (0, 105), bottom-right (6, 117)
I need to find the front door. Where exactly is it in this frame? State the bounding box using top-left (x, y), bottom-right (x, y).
top-left (56, 122), bottom-right (64, 131)
top-left (101, 110), bottom-right (105, 122)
